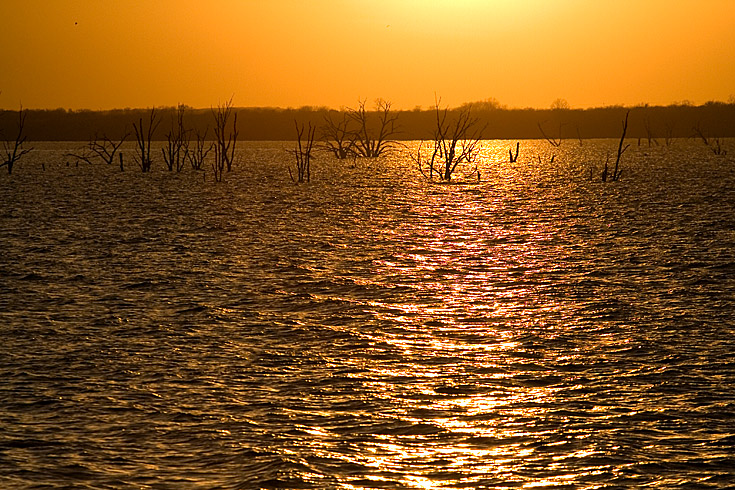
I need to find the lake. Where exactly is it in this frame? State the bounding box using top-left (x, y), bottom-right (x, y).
top-left (2, 139), bottom-right (735, 488)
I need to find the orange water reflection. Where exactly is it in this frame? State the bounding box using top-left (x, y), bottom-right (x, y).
top-left (341, 156), bottom-right (579, 487)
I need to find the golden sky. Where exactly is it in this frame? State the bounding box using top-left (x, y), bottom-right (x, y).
top-left (1, 0), bottom-right (733, 110)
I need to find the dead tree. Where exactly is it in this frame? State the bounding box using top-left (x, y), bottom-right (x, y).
top-left (538, 121), bottom-right (563, 147)
top-left (1, 105), bottom-right (33, 174)
top-left (320, 111), bottom-right (355, 159)
top-left (693, 124), bottom-right (727, 155)
top-left (602, 111), bottom-right (629, 182)
top-left (133, 107), bottom-right (160, 172)
top-left (289, 120), bottom-right (316, 183)
top-left (643, 117), bottom-right (659, 147)
top-left (93, 132), bottom-right (129, 165)
top-left (509, 142), bottom-right (520, 163)
top-left (664, 121), bottom-right (675, 147)
top-left (212, 98), bottom-right (239, 179)
top-left (187, 127), bottom-right (213, 171)
top-left (65, 146), bottom-right (96, 166)
top-left (415, 101), bottom-right (484, 182)
top-left (66, 132), bottom-right (128, 168)
top-left (537, 120), bottom-right (563, 163)
top-left (162, 104), bottom-right (190, 172)
top-left (348, 99), bottom-right (400, 158)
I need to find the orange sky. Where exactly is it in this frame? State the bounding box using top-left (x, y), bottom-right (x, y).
top-left (1, 0), bottom-right (733, 110)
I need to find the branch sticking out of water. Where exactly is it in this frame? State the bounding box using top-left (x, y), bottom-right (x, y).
top-left (212, 97), bottom-right (239, 181)
top-left (348, 98), bottom-right (401, 158)
top-left (693, 124), bottom-right (727, 155)
top-left (320, 111), bottom-right (355, 159)
top-left (1, 104), bottom-right (33, 174)
top-left (415, 97), bottom-right (484, 182)
top-left (602, 110), bottom-right (629, 182)
top-left (509, 142), bottom-right (520, 163)
top-left (67, 131), bottom-right (128, 169)
top-left (538, 121), bottom-right (563, 148)
top-left (289, 120), bottom-right (316, 184)
top-left (133, 107), bottom-right (160, 173)
top-left (162, 104), bottom-right (190, 172)
top-left (187, 127), bottom-right (213, 171)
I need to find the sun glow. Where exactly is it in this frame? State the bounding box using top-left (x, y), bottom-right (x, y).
top-left (1, 0), bottom-right (734, 110)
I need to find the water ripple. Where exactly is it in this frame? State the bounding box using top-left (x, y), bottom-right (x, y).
top-left (1, 141), bottom-right (735, 488)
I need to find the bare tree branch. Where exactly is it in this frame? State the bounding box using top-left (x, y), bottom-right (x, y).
top-left (212, 97), bottom-right (239, 181)
top-left (347, 98), bottom-right (400, 158)
top-left (289, 120), bottom-right (316, 183)
top-left (133, 107), bottom-right (160, 172)
top-left (414, 98), bottom-right (484, 182)
top-left (1, 104), bottom-right (33, 174)
top-left (537, 121), bottom-right (563, 147)
top-left (320, 111), bottom-right (355, 159)
top-left (602, 110), bottom-right (629, 182)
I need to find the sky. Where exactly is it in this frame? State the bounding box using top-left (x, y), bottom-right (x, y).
top-left (1, 0), bottom-right (734, 111)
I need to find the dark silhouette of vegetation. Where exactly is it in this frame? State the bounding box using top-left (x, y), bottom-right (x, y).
top-left (664, 121), bottom-right (676, 146)
top-left (321, 111), bottom-right (355, 159)
top-left (66, 145), bottom-right (95, 166)
top-left (348, 99), bottom-right (400, 158)
top-left (68, 131), bottom-right (129, 168)
top-left (538, 121), bottom-right (563, 147)
top-left (133, 108), bottom-right (160, 172)
top-left (602, 111), bottom-right (629, 182)
top-left (6, 102), bottom-right (735, 142)
top-left (537, 120), bottom-right (562, 162)
top-left (693, 123), bottom-right (727, 155)
top-left (415, 100), bottom-right (484, 182)
top-left (550, 98), bottom-right (570, 111)
top-left (187, 128), bottom-right (213, 171)
top-left (643, 117), bottom-right (658, 147)
top-left (212, 98), bottom-right (239, 181)
top-left (289, 120), bottom-right (316, 183)
top-left (509, 142), bottom-right (520, 163)
top-left (162, 104), bottom-right (190, 172)
top-left (1, 105), bottom-right (32, 174)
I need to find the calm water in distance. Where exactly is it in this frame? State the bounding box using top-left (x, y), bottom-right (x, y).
top-left (1, 140), bottom-right (735, 489)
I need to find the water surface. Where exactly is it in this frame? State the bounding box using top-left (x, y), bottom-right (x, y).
top-left (2, 140), bottom-right (735, 488)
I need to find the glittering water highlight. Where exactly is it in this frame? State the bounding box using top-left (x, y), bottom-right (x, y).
top-left (1, 140), bottom-right (735, 488)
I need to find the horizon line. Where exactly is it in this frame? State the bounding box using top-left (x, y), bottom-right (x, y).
top-left (3, 99), bottom-right (734, 113)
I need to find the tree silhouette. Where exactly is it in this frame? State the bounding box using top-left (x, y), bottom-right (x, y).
top-left (415, 99), bottom-right (484, 182)
top-left (1, 105), bottom-right (32, 174)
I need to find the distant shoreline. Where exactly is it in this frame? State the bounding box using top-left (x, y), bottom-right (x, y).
top-left (2, 103), bottom-right (734, 141)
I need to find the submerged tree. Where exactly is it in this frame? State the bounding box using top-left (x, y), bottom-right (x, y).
top-left (693, 123), bottom-right (727, 155)
top-left (67, 131), bottom-right (128, 170)
top-left (509, 142), bottom-right (520, 163)
top-left (289, 120), bottom-right (316, 183)
top-left (133, 107), bottom-right (160, 172)
top-left (212, 97), bottom-right (239, 181)
top-left (187, 127), bottom-right (213, 171)
top-left (162, 104), bottom-right (190, 172)
top-left (643, 116), bottom-right (659, 147)
top-left (347, 99), bottom-right (400, 158)
top-left (1, 105), bottom-right (33, 174)
top-left (321, 110), bottom-right (355, 159)
top-left (601, 111), bottom-right (629, 182)
top-left (537, 120), bottom-right (563, 148)
top-left (414, 99), bottom-right (484, 182)
top-left (663, 120), bottom-right (676, 147)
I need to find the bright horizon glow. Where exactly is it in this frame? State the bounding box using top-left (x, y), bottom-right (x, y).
top-left (1, 0), bottom-right (734, 110)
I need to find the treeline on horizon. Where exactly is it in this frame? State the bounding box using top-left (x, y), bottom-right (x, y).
top-left (2, 101), bottom-right (735, 142)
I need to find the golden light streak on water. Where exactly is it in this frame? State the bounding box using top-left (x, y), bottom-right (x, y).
top-left (2, 141), bottom-right (735, 488)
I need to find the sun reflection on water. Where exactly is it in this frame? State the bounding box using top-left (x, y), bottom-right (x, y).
top-left (336, 157), bottom-right (595, 487)
top-left (4, 141), bottom-right (735, 488)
